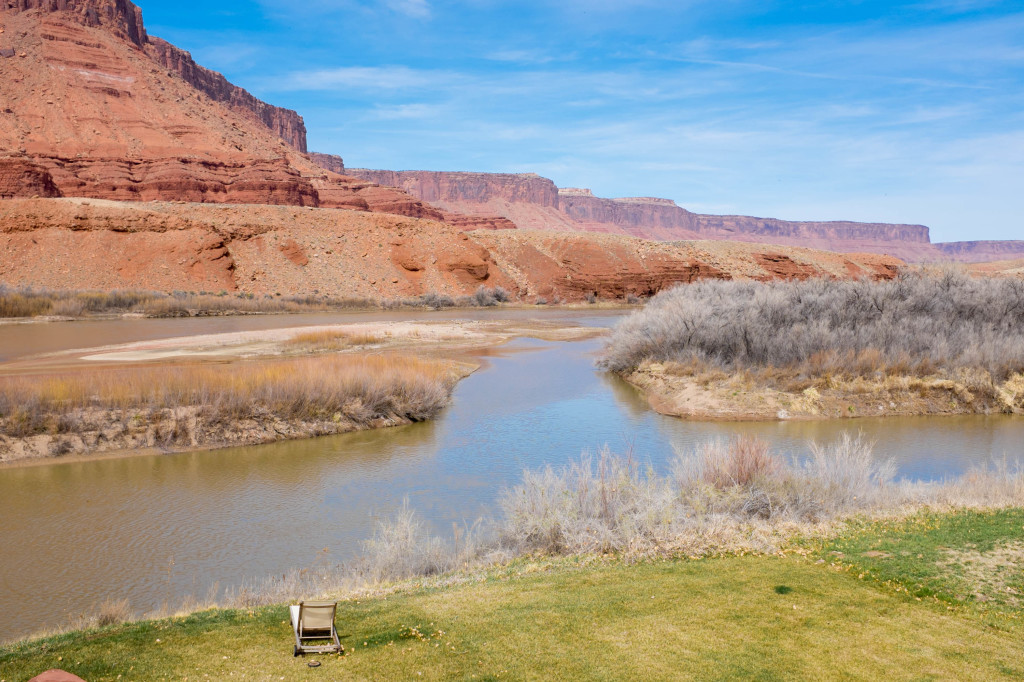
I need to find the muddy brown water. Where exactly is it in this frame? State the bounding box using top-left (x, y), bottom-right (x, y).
top-left (1, 311), bottom-right (1023, 642)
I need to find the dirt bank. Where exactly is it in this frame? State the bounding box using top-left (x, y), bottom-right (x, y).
top-left (625, 362), bottom-right (1024, 421)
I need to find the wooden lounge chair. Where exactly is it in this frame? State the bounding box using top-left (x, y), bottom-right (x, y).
top-left (290, 600), bottom-right (343, 656)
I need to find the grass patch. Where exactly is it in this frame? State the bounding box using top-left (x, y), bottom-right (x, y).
top-left (0, 355), bottom-right (459, 441)
top-left (3, 546), bottom-right (1023, 681)
top-left (821, 508), bottom-right (1024, 610)
top-left (283, 329), bottom-right (386, 351)
top-left (0, 285), bottom-right (518, 319)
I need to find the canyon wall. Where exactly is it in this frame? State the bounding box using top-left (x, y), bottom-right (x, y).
top-left (307, 152), bottom-right (345, 174)
top-left (7, 0), bottom-right (147, 46)
top-left (145, 38), bottom-right (307, 152)
top-left (693, 214), bottom-right (931, 244)
top-left (337, 166), bottom-right (1022, 263)
top-left (557, 189), bottom-right (701, 239)
top-left (933, 241), bottom-right (1024, 263)
top-left (347, 169), bottom-right (560, 206)
top-left (3, 0), bottom-right (307, 151)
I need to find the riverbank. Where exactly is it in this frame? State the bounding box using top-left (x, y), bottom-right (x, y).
top-left (0, 319), bottom-right (605, 464)
top-left (603, 272), bottom-right (1024, 422)
top-left (3, 508), bottom-right (1022, 680)
top-left (624, 360), bottom-right (1024, 421)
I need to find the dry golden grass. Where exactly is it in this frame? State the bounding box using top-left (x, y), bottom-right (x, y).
top-left (0, 355), bottom-right (458, 437)
top-left (283, 329), bottom-right (386, 351)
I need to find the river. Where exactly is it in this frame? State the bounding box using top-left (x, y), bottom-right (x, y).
top-left (1, 311), bottom-right (1022, 642)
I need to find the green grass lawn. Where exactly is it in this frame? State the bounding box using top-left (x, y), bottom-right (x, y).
top-left (4, 510), bottom-right (1024, 681)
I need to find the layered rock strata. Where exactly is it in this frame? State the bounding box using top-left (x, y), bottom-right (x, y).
top-left (0, 198), bottom-right (903, 301)
top-left (340, 168), bottom-right (1022, 263)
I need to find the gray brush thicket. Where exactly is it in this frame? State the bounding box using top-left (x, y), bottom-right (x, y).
top-left (602, 270), bottom-right (1024, 378)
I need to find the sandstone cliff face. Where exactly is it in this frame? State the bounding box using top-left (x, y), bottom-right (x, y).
top-left (557, 189), bottom-right (702, 239)
top-left (346, 169), bottom-right (560, 206)
top-left (933, 241), bottom-right (1024, 263)
top-left (335, 167), bottom-right (1023, 263)
top-left (307, 152), bottom-right (345, 174)
top-left (0, 158), bottom-right (62, 198)
top-left (145, 38), bottom-right (307, 152)
top-left (0, 2), bottom-right (445, 218)
top-left (693, 214), bottom-right (931, 244)
top-left (3, 0), bottom-right (306, 150)
top-left (7, 0), bottom-right (146, 46)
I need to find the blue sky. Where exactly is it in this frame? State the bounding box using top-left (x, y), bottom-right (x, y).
top-left (143, 1), bottom-right (1023, 242)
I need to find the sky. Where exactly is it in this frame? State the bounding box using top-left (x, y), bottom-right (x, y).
top-left (141, 1), bottom-right (1023, 242)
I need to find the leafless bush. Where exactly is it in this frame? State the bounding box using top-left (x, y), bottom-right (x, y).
top-left (471, 286), bottom-right (498, 307)
top-left (603, 270), bottom-right (1024, 380)
top-left (206, 434), bottom-right (1022, 613)
top-left (492, 286), bottom-right (510, 303)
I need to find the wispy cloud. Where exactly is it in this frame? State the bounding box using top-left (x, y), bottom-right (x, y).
top-left (384, 0), bottom-right (431, 19)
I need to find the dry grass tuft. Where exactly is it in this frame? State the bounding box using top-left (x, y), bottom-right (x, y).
top-left (0, 355), bottom-right (459, 439)
top-left (283, 329), bottom-right (385, 351)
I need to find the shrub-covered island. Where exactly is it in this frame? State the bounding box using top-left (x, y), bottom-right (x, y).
top-left (603, 270), bottom-right (1024, 420)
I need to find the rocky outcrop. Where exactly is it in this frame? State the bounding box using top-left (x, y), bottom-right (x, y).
top-left (7, 0), bottom-right (147, 46)
top-left (145, 37), bottom-right (307, 152)
top-left (33, 155), bottom-right (319, 205)
top-left (693, 214), bottom-right (931, 244)
top-left (558, 189), bottom-right (701, 239)
top-left (345, 169), bottom-right (560, 207)
top-left (0, 4), bottom-right (445, 217)
top-left (933, 241), bottom-right (1024, 263)
top-left (307, 152), bottom-right (345, 174)
top-left (0, 158), bottom-right (62, 198)
top-left (339, 168), bottom-right (1019, 263)
top-left (3, 0), bottom-right (307, 151)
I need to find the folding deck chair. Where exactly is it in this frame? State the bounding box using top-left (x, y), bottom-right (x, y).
top-left (290, 600), bottom-right (343, 656)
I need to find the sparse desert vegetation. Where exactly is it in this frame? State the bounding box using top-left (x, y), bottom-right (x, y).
top-left (4, 438), bottom-right (1024, 680)
top-left (0, 355), bottom-right (463, 461)
top-left (0, 285), bottom-right (520, 320)
top-left (603, 270), bottom-right (1024, 419)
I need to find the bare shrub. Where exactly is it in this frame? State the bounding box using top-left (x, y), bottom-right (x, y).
top-left (492, 286), bottom-right (510, 303)
top-left (361, 501), bottom-right (466, 581)
top-left (584, 292), bottom-right (598, 304)
top-left (418, 292), bottom-right (456, 309)
top-left (693, 436), bottom-right (782, 490)
top-left (602, 270), bottom-right (1024, 380)
top-left (471, 286), bottom-right (498, 307)
top-left (206, 434), bottom-right (1022, 612)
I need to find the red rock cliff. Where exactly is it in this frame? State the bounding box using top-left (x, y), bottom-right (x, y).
top-left (146, 37), bottom-right (307, 152)
top-left (557, 189), bottom-right (701, 239)
top-left (933, 241), bottom-right (1024, 263)
top-left (345, 169), bottom-right (561, 207)
top-left (7, 0), bottom-right (146, 46)
top-left (3, 0), bottom-right (307, 151)
top-left (307, 152), bottom-right (345, 174)
top-left (694, 214), bottom-right (931, 244)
